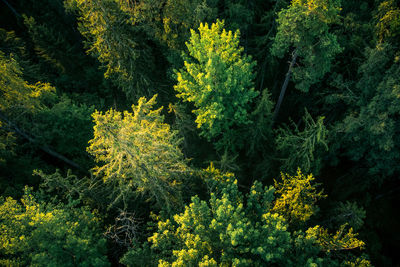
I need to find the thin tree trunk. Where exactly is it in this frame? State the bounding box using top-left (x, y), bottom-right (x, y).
top-left (0, 112), bottom-right (86, 172)
top-left (272, 49), bottom-right (298, 124)
top-left (1, 0), bottom-right (21, 17)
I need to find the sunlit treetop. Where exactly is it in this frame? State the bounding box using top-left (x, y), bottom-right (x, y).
top-left (87, 95), bottom-right (190, 211)
top-left (271, 0), bottom-right (343, 92)
top-left (175, 20), bottom-right (258, 151)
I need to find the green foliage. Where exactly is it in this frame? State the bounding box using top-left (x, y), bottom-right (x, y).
top-left (29, 95), bottom-right (95, 164)
top-left (0, 51), bottom-right (55, 115)
top-left (65, 0), bottom-right (156, 99)
top-left (375, 0), bottom-right (400, 43)
top-left (222, 0), bottom-right (254, 33)
top-left (0, 29), bottom-right (42, 83)
top-left (36, 169), bottom-right (109, 211)
top-left (271, 0), bottom-right (343, 92)
top-left (276, 110), bottom-right (328, 173)
top-left (246, 89), bottom-right (275, 156)
top-left (174, 20), bottom-right (259, 151)
top-left (87, 95), bottom-right (189, 211)
top-left (0, 188), bottom-right (109, 266)
top-left (123, 167), bottom-right (368, 266)
top-left (1, 0), bottom-right (396, 264)
top-left (335, 43), bottom-right (400, 180)
top-left (306, 224), bottom-right (365, 253)
top-left (331, 201), bottom-right (366, 231)
top-left (273, 169), bottom-right (326, 226)
top-left (9, 0), bottom-right (110, 99)
top-left (123, 174), bottom-right (290, 266)
top-left (0, 121), bottom-right (15, 164)
top-left (0, 52), bottom-right (94, 165)
top-left (148, 0), bottom-right (217, 50)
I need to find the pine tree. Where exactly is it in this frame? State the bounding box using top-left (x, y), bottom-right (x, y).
top-left (276, 110), bottom-right (328, 174)
top-left (0, 188), bottom-right (109, 266)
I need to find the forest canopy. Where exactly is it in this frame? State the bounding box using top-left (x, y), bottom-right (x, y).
top-left (0, 0), bottom-right (399, 266)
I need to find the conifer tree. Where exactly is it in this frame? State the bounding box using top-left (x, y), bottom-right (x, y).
top-left (0, 189), bottom-right (109, 266)
top-left (271, 0), bottom-right (343, 120)
top-left (276, 110), bottom-right (328, 173)
top-left (122, 167), bottom-right (369, 266)
top-left (65, 0), bottom-right (157, 100)
top-left (87, 95), bottom-right (189, 211)
top-left (174, 20), bottom-right (259, 151)
top-left (335, 43), bottom-right (400, 181)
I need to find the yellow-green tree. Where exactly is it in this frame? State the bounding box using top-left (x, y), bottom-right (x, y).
top-left (0, 189), bottom-right (109, 266)
top-left (87, 95), bottom-right (189, 212)
top-left (272, 169), bottom-right (326, 226)
top-left (122, 167), bottom-right (369, 266)
top-left (174, 20), bottom-right (259, 151)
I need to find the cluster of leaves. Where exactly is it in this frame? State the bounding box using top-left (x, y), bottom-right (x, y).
top-left (271, 0), bottom-right (343, 92)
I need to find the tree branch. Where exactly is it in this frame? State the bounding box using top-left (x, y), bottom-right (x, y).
top-left (0, 111), bottom-right (86, 172)
top-left (1, 0), bottom-right (21, 17)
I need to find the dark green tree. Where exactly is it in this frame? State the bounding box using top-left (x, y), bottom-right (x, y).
top-left (65, 0), bottom-right (158, 100)
top-left (276, 110), bottom-right (328, 174)
top-left (271, 0), bottom-right (343, 120)
top-left (334, 43), bottom-right (400, 182)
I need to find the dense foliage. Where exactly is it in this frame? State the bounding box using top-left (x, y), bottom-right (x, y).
top-left (122, 167), bottom-right (368, 266)
top-left (0, 188), bottom-right (109, 266)
top-left (175, 20), bottom-right (258, 151)
top-left (0, 0), bottom-right (399, 265)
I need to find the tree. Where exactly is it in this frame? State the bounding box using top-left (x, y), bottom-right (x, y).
top-left (174, 20), bottom-right (259, 151)
top-left (65, 0), bottom-right (157, 100)
top-left (0, 188), bottom-right (109, 266)
top-left (0, 51), bottom-right (92, 172)
top-left (122, 167), bottom-right (369, 266)
top-left (271, 0), bottom-right (343, 120)
top-left (276, 110), bottom-right (328, 174)
top-left (0, 51), bottom-right (54, 115)
top-left (87, 95), bottom-right (190, 212)
top-left (334, 43), bottom-right (400, 182)
top-left (133, 0), bottom-right (218, 66)
top-left (272, 168), bottom-right (326, 226)
top-left (375, 0), bottom-right (400, 44)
